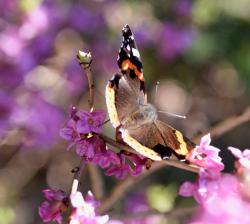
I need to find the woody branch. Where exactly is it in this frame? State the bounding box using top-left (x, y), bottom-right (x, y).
top-left (70, 51), bottom-right (98, 195)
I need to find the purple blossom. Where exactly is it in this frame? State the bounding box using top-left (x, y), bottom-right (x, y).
top-left (179, 170), bottom-right (244, 206)
top-left (60, 118), bottom-right (80, 150)
top-left (105, 154), bottom-right (131, 179)
top-left (126, 154), bottom-right (148, 176)
top-left (11, 95), bottom-right (64, 148)
top-left (76, 110), bottom-right (106, 134)
top-left (93, 150), bottom-right (120, 168)
top-left (134, 28), bottom-right (152, 47)
top-left (228, 147), bottom-right (250, 200)
top-left (187, 174), bottom-right (250, 224)
top-left (172, 0), bottom-right (193, 17)
top-left (76, 139), bottom-right (95, 159)
top-left (68, 6), bottom-right (105, 33)
top-left (64, 59), bottom-right (88, 96)
top-left (0, 0), bottom-right (20, 20)
top-left (125, 193), bottom-right (149, 214)
top-left (60, 119), bottom-right (79, 142)
top-left (0, 91), bottom-right (15, 139)
top-left (0, 63), bottom-right (23, 89)
top-left (105, 154), bottom-right (146, 179)
top-left (61, 107), bottom-right (146, 179)
top-left (157, 23), bottom-right (194, 60)
top-left (38, 189), bottom-right (69, 224)
top-left (186, 133), bottom-right (224, 174)
top-left (20, 6), bottom-right (49, 40)
top-left (91, 42), bottom-right (117, 74)
top-left (228, 147), bottom-right (250, 171)
top-left (110, 192), bottom-right (164, 224)
top-left (28, 32), bottom-right (55, 61)
top-left (60, 107), bottom-right (111, 163)
top-left (179, 169), bottom-right (222, 203)
top-left (60, 107), bottom-right (106, 150)
top-left (0, 27), bottom-right (24, 58)
top-left (70, 191), bottom-right (109, 224)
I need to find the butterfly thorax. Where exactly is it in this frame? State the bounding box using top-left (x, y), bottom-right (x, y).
top-left (121, 103), bottom-right (157, 129)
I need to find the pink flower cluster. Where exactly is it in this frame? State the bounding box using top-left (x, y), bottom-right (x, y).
top-left (186, 133), bottom-right (224, 176)
top-left (39, 189), bottom-right (108, 224)
top-left (179, 134), bottom-right (250, 223)
top-left (38, 189), bottom-right (69, 224)
top-left (60, 106), bottom-right (147, 179)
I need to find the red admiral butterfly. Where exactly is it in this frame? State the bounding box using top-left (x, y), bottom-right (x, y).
top-left (105, 24), bottom-right (195, 161)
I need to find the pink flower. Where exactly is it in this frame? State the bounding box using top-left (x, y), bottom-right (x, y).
top-left (60, 106), bottom-right (146, 179)
top-left (189, 174), bottom-right (250, 224)
top-left (60, 107), bottom-right (81, 149)
top-left (186, 133), bottom-right (224, 174)
top-left (76, 110), bottom-right (106, 134)
top-left (60, 106), bottom-right (107, 159)
top-left (60, 118), bottom-right (80, 150)
top-left (105, 154), bottom-right (131, 179)
top-left (75, 136), bottom-right (107, 161)
top-left (105, 154), bottom-right (146, 179)
top-left (76, 138), bottom-right (95, 159)
top-left (38, 189), bottom-right (69, 224)
top-left (228, 147), bottom-right (250, 200)
top-left (126, 154), bottom-right (148, 176)
top-left (228, 147), bottom-right (250, 171)
top-left (179, 169), bottom-right (222, 203)
top-left (70, 191), bottom-right (109, 224)
top-left (93, 150), bottom-right (120, 168)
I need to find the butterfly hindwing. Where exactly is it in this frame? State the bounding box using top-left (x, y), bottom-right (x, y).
top-left (120, 123), bottom-right (173, 161)
top-left (120, 120), bottom-right (195, 161)
top-left (154, 120), bottom-right (196, 159)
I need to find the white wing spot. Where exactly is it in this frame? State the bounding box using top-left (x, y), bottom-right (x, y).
top-left (132, 48), bottom-right (140, 58)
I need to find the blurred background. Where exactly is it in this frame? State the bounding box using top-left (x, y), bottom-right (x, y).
top-left (0, 0), bottom-right (250, 223)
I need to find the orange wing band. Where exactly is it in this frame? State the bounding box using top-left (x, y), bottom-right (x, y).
top-left (121, 59), bottom-right (144, 81)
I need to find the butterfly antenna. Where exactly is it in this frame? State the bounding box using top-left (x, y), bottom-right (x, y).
top-left (101, 119), bottom-right (110, 126)
top-left (158, 111), bottom-right (186, 119)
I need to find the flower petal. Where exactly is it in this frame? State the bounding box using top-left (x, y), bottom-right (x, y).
top-left (71, 191), bottom-right (85, 208)
top-left (179, 181), bottom-right (197, 197)
top-left (228, 147), bottom-right (243, 159)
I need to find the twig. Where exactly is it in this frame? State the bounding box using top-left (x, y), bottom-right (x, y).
top-left (160, 160), bottom-right (199, 173)
top-left (86, 164), bottom-right (105, 200)
top-left (98, 133), bottom-right (136, 154)
top-left (77, 51), bottom-right (94, 111)
top-left (98, 133), bottom-right (199, 173)
top-left (97, 160), bottom-right (198, 214)
top-left (110, 205), bottom-right (196, 220)
top-left (70, 51), bottom-right (95, 195)
top-left (193, 106), bottom-right (250, 143)
top-left (70, 158), bottom-right (85, 194)
top-left (97, 162), bottom-right (167, 214)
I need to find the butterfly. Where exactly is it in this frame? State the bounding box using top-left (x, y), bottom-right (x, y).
top-left (105, 24), bottom-right (195, 161)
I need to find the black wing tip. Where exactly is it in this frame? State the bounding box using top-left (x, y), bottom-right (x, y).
top-left (122, 24), bottom-right (132, 37)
